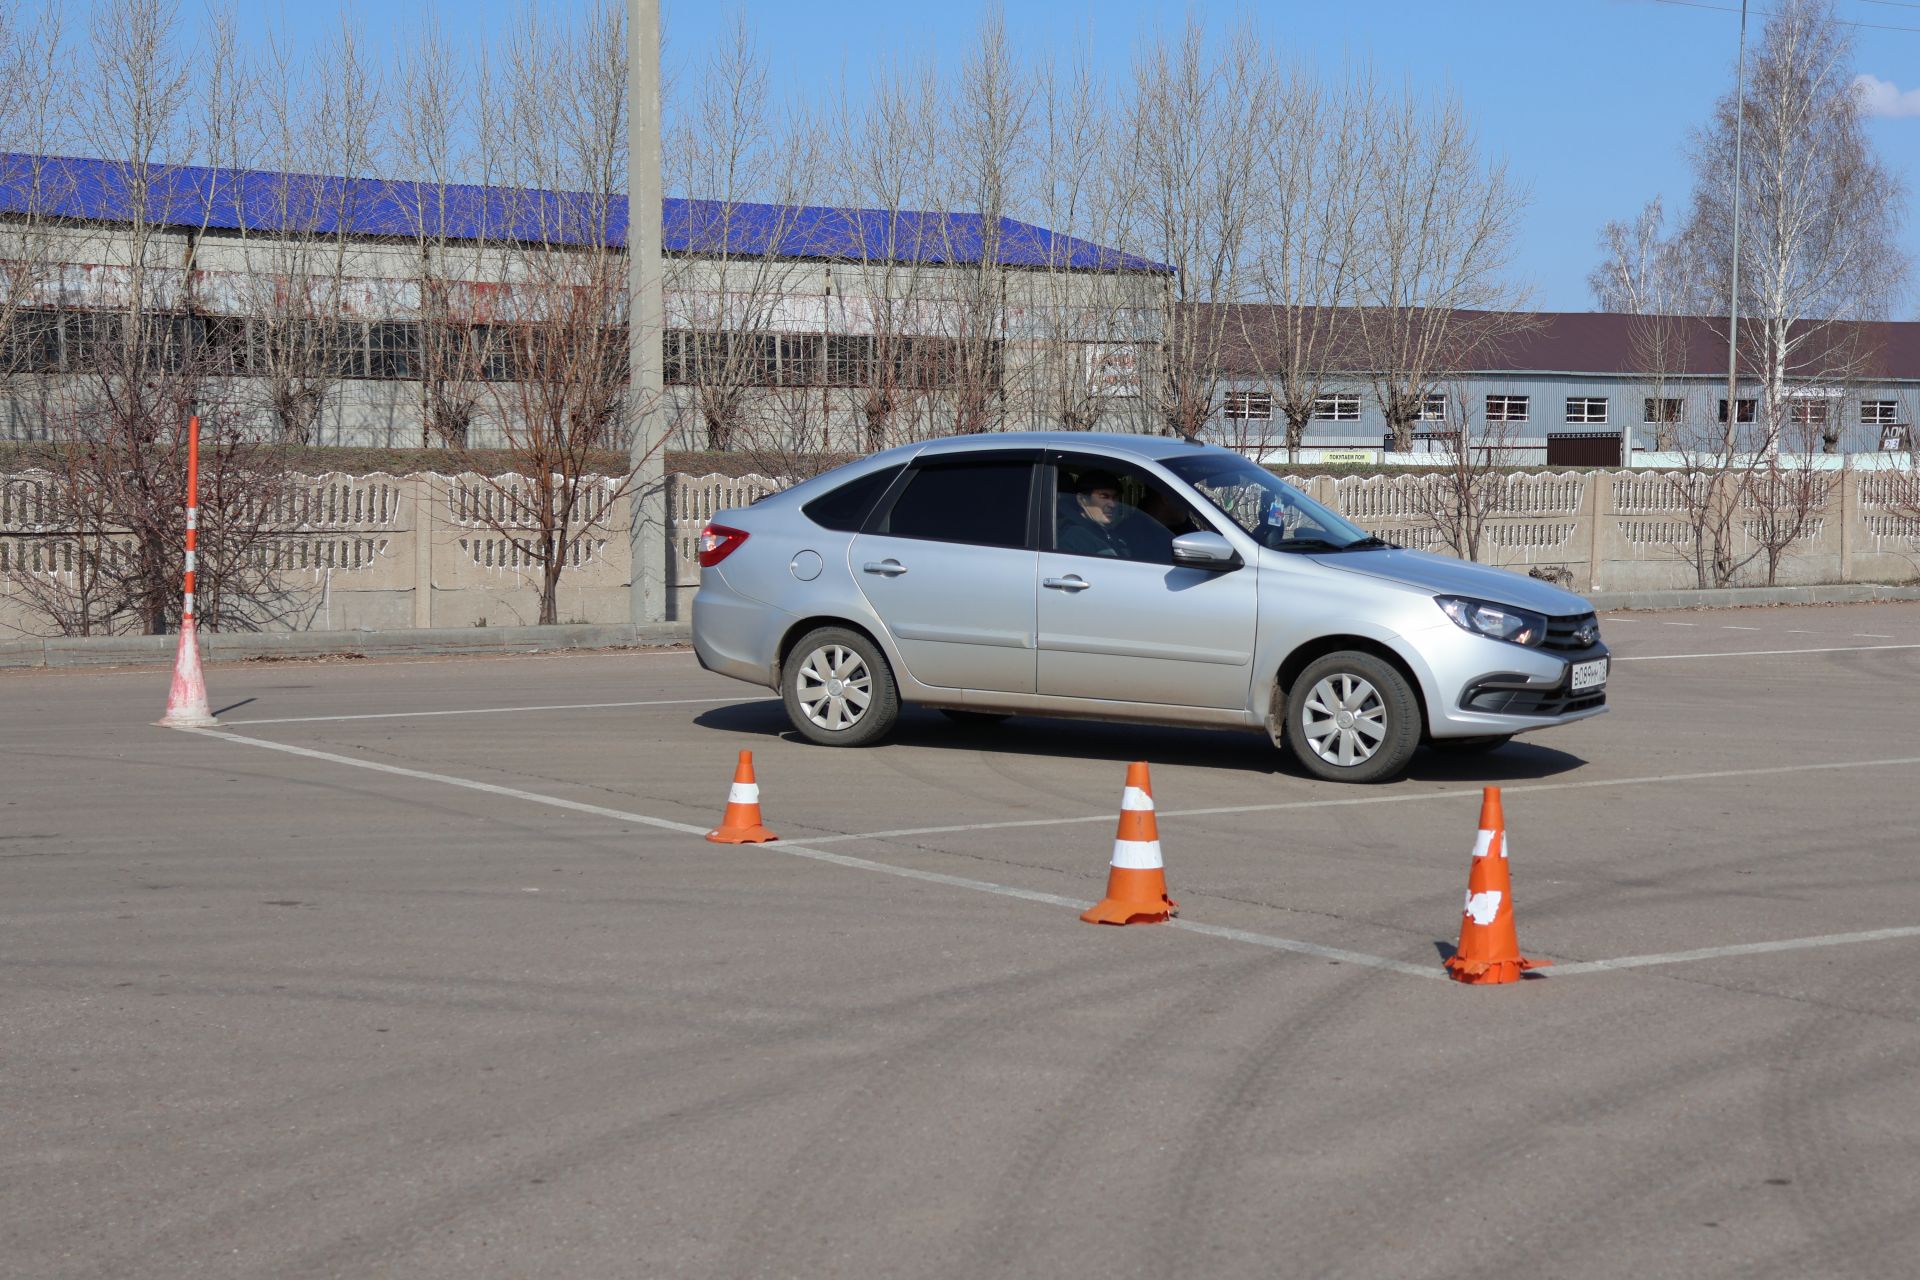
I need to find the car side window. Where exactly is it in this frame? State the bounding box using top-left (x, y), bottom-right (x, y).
top-left (802, 464), bottom-right (905, 532)
top-left (1050, 457), bottom-right (1203, 566)
top-left (874, 459), bottom-right (1034, 548)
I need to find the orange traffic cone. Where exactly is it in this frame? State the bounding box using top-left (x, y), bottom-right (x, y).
top-left (1443, 787), bottom-right (1546, 984)
top-left (1081, 761), bottom-right (1178, 925)
top-left (707, 749), bottom-right (778, 844)
top-left (156, 615), bottom-right (218, 728)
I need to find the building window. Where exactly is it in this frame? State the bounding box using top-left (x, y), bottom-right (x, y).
top-left (1419, 392), bottom-right (1447, 421)
top-left (1223, 391), bottom-right (1273, 421)
top-left (1789, 399), bottom-right (1829, 428)
top-left (1565, 397), bottom-right (1608, 424)
top-left (1485, 395), bottom-right (1529, 422)
top-left (825, 335), bottom-right (873, 386)
top-left (1644, 397), bottom-right (1682, 424)
top-left (1862, 400), bottom-right (1900, 426)
top-left (1717, 398), bottom-right (1756, 424)
top-left (1313, 393), bottom-right (1360, 421)
top-left (778, 334), bottom-right (821, 386)
top-left (367, 322), bottom-right (419, 379)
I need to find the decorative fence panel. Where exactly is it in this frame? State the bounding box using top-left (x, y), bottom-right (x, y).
top-left (3, 464), bottom-right (1915, 637)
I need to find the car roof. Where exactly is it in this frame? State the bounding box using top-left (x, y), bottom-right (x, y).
top-left (893, 431), bottom-right (1234, 465)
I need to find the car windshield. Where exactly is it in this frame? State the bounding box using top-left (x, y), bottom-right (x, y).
top-left (1162, 454), bottom-right (1377, 552)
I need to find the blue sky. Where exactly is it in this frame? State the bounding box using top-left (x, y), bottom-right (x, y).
top-left (53, 0), bottom-right (1920, 312)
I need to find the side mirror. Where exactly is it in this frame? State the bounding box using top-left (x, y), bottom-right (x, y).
top-left (1171, 530), bottom-right (1241, 571)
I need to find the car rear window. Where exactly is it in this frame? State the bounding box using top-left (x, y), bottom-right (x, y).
top-left (802, 464), bottom-right (904, 531)
top-left (877, 460), bottom-right (1033, 548)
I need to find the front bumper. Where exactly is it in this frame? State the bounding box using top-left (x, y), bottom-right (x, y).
top-left (1419, 626), bottom-right (1611, 739)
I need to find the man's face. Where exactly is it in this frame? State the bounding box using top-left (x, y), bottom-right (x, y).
top-left (1078, 485), bottom-right (1120, 526)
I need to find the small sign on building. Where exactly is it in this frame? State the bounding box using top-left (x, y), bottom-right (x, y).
top-left (1084, 344), bottom-right (1141, 399)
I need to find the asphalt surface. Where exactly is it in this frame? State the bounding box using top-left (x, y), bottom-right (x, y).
top-left (4, 602), bottom-right (1919, 1279)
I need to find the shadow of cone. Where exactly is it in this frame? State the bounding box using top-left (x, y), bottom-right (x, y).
top-left (1443, 786), bottom-right (1546, 985)
top-left (707, 749), bottom-right (778, 844)
top-left (1081, 761), bottom-right (1177, 925)
top-left (155, 617), bottom-right (218, 729)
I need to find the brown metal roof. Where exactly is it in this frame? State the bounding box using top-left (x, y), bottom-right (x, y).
top-left (1193, 306), bottom-right (1920, 381)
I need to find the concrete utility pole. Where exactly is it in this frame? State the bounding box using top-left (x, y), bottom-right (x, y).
top-left (1722, 0), bottom-right (1749, 459)
top-left (628, 0), bottom-right (669, 623)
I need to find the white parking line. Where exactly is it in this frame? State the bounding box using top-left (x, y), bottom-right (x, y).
top-left (1854, 633), bottom-right (1894, 639)
top-left (1723, 625), bottom-right (1760, 631)
top-left (222, 696), bottom-right (754, 725)
top-left (800, 753), bottom-right (1920, 846)
top-left (177, 727), bottom-right (1439, 980)
top-left (1550, 926), bottom-right (1920, 975)
top-left (1660, 622), bottom-right (1697, 627)
top-left (1616, 644), bottom-right (1920, 662)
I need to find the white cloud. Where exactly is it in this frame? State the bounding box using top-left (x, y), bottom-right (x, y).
top-left (1855, 73), bottom-right (1920, 119)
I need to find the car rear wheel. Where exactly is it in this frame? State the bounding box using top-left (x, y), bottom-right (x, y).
top-left (1283, 652), bottom-right (1421, 783)
top-left (782, 627), bottom-right (899, 747)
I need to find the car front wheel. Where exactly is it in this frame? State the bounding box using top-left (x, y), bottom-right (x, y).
top-left (1283, 652), bottom-right (1422, 783)
top-left (782, 626), bottom-right (900, 747)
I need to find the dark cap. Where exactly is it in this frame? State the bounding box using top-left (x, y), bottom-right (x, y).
top-left (1072, 469), bottom-right (1121, 494)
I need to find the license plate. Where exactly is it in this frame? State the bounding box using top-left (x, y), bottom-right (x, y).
top-left (1570, 658), bottom-right (1608, 692)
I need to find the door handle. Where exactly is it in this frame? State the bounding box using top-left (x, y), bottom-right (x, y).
top-left (862, 559), bottom-right (908, 577)
top-left (1042, 575), bottom-right (1091, 592)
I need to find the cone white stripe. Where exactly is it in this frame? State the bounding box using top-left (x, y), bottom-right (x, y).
top-left (1120, 785), bottom-right (1155, 812)
top-left (1472, 828), bottom-right (1498, 859)
top-left (183, 591), bottom-right (195, 615)
top-left (1109, 838), bottom-right (1163, 870)
top-left (185, 550), bottom-right (196, 572)
top-left (728, 782), bottom-right (759, 805)
top-left (185, 508), bottom-right (197, 531)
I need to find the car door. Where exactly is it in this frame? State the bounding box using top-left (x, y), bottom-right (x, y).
top-left (1036, 451), bottom-right (1257, 709)
top-left (849, 450), bottom-right (1040, 694)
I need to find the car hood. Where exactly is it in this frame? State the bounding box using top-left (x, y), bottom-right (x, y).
top-left (1308, 547), bottom-right (1592, 615)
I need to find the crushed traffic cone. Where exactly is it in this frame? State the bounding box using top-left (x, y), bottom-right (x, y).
top-left (706, 749), bottom-right (778, 844)
top-left (155, 616), bottom-right (218, 728)
top-left (1443, 787), bottom-right (1546, 984)
top-left (1081, 761), bottom-right (1178, 925)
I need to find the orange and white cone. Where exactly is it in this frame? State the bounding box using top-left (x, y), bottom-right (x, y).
top-left (707, 749), bottom-right (778, 844)
top-left (156, 615), bottom-right (217, 728)
top-left (1081, 761), bottom-right (1178, 925)
top-left (1443, 787), bottom-right (1546, 984)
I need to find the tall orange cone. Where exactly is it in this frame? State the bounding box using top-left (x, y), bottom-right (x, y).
top-left (1443, 787), bottom-right (1546, 984)
top-left (707, 750), bottom-right (778, 844)
top-left (1081, 761), bottom-right (1177, 925)
top-left (157, 414), bottom-right (217, 729)
top-left (156, 615), bottom-right (217, 728)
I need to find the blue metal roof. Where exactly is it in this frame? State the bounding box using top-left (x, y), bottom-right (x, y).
top-left (0, 153), bottom-right (1167, 273)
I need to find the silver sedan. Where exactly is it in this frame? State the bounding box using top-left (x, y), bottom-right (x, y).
top-left (692, 432), bottom-right (1607, 783)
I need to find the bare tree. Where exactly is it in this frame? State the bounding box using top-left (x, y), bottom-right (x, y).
top-left (1351, 83), bottom-right (1531, 451)
top-left (1680, 0), bottom-right (1907, 453)
top-left (1125, 17), bottom-right (1267, 441)
top-left (1399, 381), bottom-right (1530, 564)
top-left (1246, 68), bottom-right (1369, 460)
top-left (389, 19), bottom-right (493, 449)
top-left (457, 0), bottom-right (655, 626)
top-left (662, 13), bottom-right (820, 456)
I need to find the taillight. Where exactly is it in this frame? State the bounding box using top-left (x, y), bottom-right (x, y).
top-left (697, 523), bottom-right (749, 568)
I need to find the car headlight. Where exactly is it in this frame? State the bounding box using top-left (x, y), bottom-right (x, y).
top-left (1436, 596), bottom-right (1547, 647)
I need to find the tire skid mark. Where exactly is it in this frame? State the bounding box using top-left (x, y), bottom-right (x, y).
top-left (963, 947), bottom-right (1279, 1273)
top-left (711, 952), bottom-right (1152, 1278)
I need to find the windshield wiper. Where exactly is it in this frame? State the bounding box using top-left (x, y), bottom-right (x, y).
top-left (1270, 534), bottom-right (1396, 554)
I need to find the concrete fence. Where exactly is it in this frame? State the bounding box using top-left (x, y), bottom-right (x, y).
top-left (2, 466), bottom-right (1916, 638)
